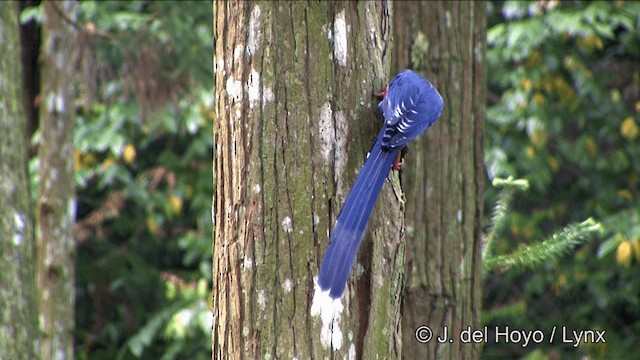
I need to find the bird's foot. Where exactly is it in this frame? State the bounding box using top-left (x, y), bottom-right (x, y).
top-left (375, 84), bottom-right (388, 98)
top-left (393, 152), bottom-right (404, 170)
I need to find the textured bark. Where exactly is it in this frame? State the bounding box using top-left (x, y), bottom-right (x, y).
top-left (0, 3), bottom-right (39, 359)
top-left (37, 2), bottom-right (78, 359)
top-left (393, 2), bottom-right (485, 359)
top-left (213, 1), bottom-right (405, 358)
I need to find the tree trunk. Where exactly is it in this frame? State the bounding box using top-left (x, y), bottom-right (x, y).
top-left (0, 3), bottom-right (39, 359)
top-left (37, 2), bottom-right (78, 359)
top-left (393, 2), bottom-right (486, 359)
top-left (213, 1), bottom-right (406, 358)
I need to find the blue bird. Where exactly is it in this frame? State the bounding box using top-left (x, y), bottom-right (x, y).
top-left (317, 70), bottom-right (444, 299)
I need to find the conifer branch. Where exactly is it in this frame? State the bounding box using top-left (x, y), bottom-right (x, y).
top-left (483, 177), bottom-right (529, 259)
top-left (484, 218), bottom-right (601, 273)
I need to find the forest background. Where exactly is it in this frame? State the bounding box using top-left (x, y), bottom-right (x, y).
top-left (1, 1), bottom-right (639, 359)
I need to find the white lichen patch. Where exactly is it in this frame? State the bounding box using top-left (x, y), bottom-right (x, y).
top-left (247, 5), bottom-right (262, 56)
top-left (253, 184), bottom-right (261, 194)
top-left (322, 22), bottom-right (332, 44)
top-left (334, 111), bottom-right (348, 198)
top-left (333, 10), bottom-right (348, 67)
top-left (13, 211), bottom-right (25, 246)
top-left (366, 3), bottom-right (379, 44)
top-left (233, 45), bottom-right (244, 64)
top-left (310, 278), bottom-right (344, 350)
top-left (47, 92), bottom-right (66, 113)
top-left (214, 56), bottom-right (223, 73)
top-left (257, 289), bottom-right (267, 310)
top-left (263, 87), bottom-right (274, 104)
top-left (243, 256), bottom-right (253, 269)
top-left (225, 75), bottom-right (243, 102)
top-left (247, 68), bottom-right (261, 109)
top-left (282, 216), bottom-right (293, 233)
top-left (67, 199), bottom-right (77, 227)
top-left (282, 278), bottom-right (293, 293)
top-left (319, 102), bottom-right (334, 164)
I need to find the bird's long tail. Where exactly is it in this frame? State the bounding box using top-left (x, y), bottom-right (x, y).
top-left (317, 129), bottom-right (398, 298)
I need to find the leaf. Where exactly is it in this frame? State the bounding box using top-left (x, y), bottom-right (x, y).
top-left (19, 4), bottom-right (43, 24)
top-left (117, 301), bottom-right (189, 359)
top-left (547, 10), bottom-right (590, 36)
top-left (597, 235), bottom-right (622, 259)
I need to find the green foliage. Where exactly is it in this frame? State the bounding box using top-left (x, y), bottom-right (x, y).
top-left (484, 1), bottom-right (640, 358)
top-left (484, 177), bottom-right (530, 258)
top-left (483, 177), bottom-right (601, 274)
top-left (485, 216), bottom-right (601, 274)
top-left (119, 279), bottom-right (211, 360)
top-left (23, 1), bottom-right (214, 359)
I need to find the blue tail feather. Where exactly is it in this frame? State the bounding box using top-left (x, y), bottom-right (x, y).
top-left (317, 130), bottom-right (398, 298)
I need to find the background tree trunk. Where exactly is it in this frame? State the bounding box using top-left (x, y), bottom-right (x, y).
top-left (393, 2), bottom-right (486, 359)
top-left (0, 3), bottom-right (39, 359)
top-left (213, 1), bottom-right (407, 358)
top-left (37, 1), bottom-right (78, 359)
